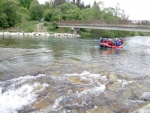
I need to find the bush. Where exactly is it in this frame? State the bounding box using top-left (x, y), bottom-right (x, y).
top-left (43, 22), bottom-right (49, 26)
top-left (48, 21), bottom-right (57, 31)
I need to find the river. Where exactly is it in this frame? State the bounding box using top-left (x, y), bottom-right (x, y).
top-left (0, 35), bottom-right (150, 113)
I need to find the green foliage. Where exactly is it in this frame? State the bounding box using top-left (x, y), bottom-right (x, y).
top-left (20, 20), bottom-right (39, 32)
top-left (0, 0), bottom-right (20, 28)
top-left (48, 21), bottom-right (57, 31)
top-left (43, 1), bottom-right (52, 10)
top-left (19, 7), bottom-right (30, 21)
top-left (29, 4), bottom-right (44, 20)
top-left (52, 0), bottom-right (66, 7)
top-left (43, 22), bottom-right (49, 26)
top-left (79, 31), bottom-right (93, 38)
top-left (81, 8), bottom-right (93, 20)
top-left (18, 0), bottom-right (34, 9)
top-left (50, 8), bottom-right (61, 21)
top-left (65, 8), bottom-right (83, 20)
top-left (54, 2), bottom-right (80, 20)
top-left (44, 9), bottom-right (52, 22)
top-left (91, 2), bottom-right (102, 20)
top-left (57, 27), bottom-right (71, 33)
top-left (29, 0), bottom-right (39, 9)
top-left (0, 13), bottom-right (9, 28)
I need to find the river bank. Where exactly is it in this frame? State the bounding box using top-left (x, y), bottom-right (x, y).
top-left (0, 32), bottom-right (80, 38)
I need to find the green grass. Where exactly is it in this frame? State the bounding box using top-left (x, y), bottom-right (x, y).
top-left (20, 21), bottom-right (40, 32)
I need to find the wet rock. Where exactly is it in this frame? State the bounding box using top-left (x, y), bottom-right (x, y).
top-left (107, 73), bottom-right (117, 83)
top-left (140, 92), bottom-right (150, 101)
top-left (123, 89), bottom-right (141, 100)
top-left (69, 76), bottom-right (80, 84)
top-left (69, 76), bottom-right (90, 84)
top-left (134, 82), bottom-right (150, 92)
top-left (46, 89), bottom-right (57, 100)
top-left (118, 74), bottom-right (133, 81)
top-left (71, 108), bottom-right (86, 113)
top-left (18, 108), bottom-right (37, 113)
top-left (89, 106), bottom-right (113, 113)
top-left (93, 95), bottom-right (109, 106)
top-left (106, 82), bottom-right (120, 91)
top-left (131, 102), bottom-right (150, 113)
top-left (33, 98), bottom-right (51, 110)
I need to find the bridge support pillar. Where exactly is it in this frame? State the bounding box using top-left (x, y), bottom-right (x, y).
top-left (71, 27), bottom-right (79, 34)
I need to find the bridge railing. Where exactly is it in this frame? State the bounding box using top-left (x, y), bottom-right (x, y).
top-left (56, 20), bottom-right (150, 28)
top-left (57, 20), bottom-right (131, 24)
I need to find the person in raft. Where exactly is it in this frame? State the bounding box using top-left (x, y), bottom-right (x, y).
top-left (114, 38), bottom-right (122, 46)
top-left (107, 39), bottom-right (114, 46)
top-left (119, 38), bottom-right (124, 44)
top-left (99, 37), bottom-right (104, 43)
top-left (99, 37), bottom-right (123, 46)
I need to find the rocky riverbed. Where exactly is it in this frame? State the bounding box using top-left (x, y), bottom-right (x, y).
top-left (1, 71), bottom-right (149, 113)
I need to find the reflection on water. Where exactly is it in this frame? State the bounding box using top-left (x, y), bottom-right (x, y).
top-left (99, 48), bottom-right (122, 55)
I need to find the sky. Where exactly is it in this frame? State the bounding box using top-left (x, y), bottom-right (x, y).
top-left (38, 0), bottom-right (150, 20)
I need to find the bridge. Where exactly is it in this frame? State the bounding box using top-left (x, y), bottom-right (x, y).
top-left (56, 20), bottom-right (150, 33)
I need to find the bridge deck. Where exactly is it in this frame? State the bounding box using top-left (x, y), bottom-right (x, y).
top-left (56, 20), bottom-right (150, 32)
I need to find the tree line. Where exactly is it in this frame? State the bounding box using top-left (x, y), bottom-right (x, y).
top-left (0, 0), bottom-right (149, 37)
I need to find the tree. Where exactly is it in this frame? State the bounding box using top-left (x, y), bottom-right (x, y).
top-left (65, 8), bottom-right (83, 20)
top-left (81, 8), bottom-right (93, 20)
top-left (29, 0), bottom-right (43, 20)
top-left (72, 0), bottom-right (75, 4)
top-left (120, 10), bottom-right (129, 20)
top-left (0, 0), bottom-right (20, 28)
top-left (29, 0), bottom-right (39, 9)
top-left (91, 1), bottom-right (103, 20)
top-left (114, 3), bottom-right (121, 18)
top-left (76, 0), bottom-right (81, 6)
top-left (53, 2), bottom-right (79, 20)
top-left (52, 0), bottom-right (66, 7)
top-left (18, 0), bottom-right (34, 9)
top-left (44, 9), bottom-right (52, 21)
top-left (103, 7), bottom-right (117, 22)
top-left (29, 4), bottom-right (44, 20)
top-left (0, 13), bottom-right (9, 28)
top-left (43, 1), bottom-right (53, 10)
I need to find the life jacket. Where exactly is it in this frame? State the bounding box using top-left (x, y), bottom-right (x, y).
top-left (115, 40), bottom-right (121, 46)
top-left (120, 39), bottom-right (124, 44)
top-left (100, 38), bottom-right (104, 43)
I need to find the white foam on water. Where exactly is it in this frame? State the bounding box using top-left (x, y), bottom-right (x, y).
top-left (117, 79), bottom-right (132, 88)
top-left (1, 74), bottom-right (46, 86)
top-left (65, 71), bottom-right (107, 96)
top-left (0, 84), bottom-right (37, 113)
top-left (65, 71), bottom-right (108, 81)
top-left (48, 71), bottom-right (107, 112)
top-left (51, 96), bottom-right (63, 111)
top-left (65, 71), bottom-right (90, 77)
top-left (0, 74), bottom-right (48, 113)
top-left (77, 84), bottom-right (105, 98)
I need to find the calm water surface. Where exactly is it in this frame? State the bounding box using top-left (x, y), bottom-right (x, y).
top-left (0, 35), bottom-right (150, 112)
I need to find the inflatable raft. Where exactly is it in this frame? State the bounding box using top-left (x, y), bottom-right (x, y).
top-left (99, 38), bottom-right (124, 49)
